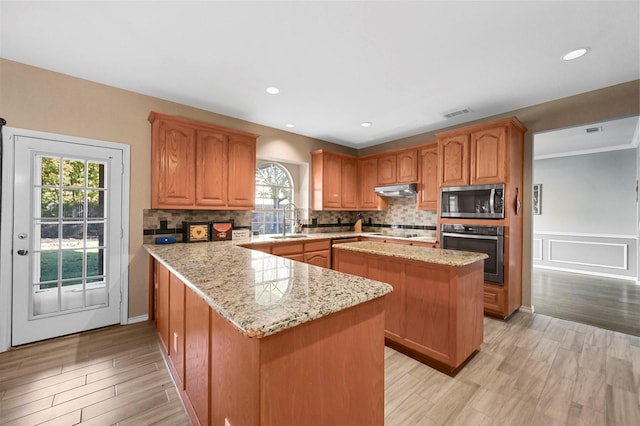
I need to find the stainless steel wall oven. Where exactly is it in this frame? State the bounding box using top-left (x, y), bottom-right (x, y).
top-left (440, 224), bottom-right (504, 284)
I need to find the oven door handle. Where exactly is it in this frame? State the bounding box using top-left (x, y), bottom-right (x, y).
top-left (441, 232), bottom-right (500, 241)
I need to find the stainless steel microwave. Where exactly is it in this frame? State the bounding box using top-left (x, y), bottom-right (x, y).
top-left (440, 184), bottom-right (505, 219)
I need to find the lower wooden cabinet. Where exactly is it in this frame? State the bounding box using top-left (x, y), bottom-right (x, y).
top-left (168, 274), bottom-right (185, 388)
top-left (151, 256), bottom-right (385, 426)
top-left (333, 248), bottom-right (483, 374)
top-left (244, 239), bottom-right (332, 269)
top-left (184, 287), bottom-right (210, 425)
top-left (155, 261), bottom-right (170, 354)
top-left (304, 250), bottom-right (330, 268)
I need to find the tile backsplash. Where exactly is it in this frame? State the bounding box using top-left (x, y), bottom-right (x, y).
top-left (143, 197), bottom-right (437, 243)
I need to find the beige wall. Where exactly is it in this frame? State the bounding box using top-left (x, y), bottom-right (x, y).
top-left (0, 59), bottom-right (354, 318)
top-left (1, 57), bottom-right (638, 316)
top-left (359, 80), bottom-right (640, 308)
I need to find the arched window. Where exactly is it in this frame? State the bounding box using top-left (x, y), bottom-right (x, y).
top-left (252, 162), bottom-right (295, 235)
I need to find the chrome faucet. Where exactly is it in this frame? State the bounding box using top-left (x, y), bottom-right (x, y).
top-left (282, 203), bottom-right (297, 237)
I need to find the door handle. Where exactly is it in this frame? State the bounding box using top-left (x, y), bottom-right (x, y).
top-left (17, 249), bottom-right (28, 256)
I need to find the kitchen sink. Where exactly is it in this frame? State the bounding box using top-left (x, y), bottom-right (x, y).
top-left (269, 235), bottom-right (309, 239)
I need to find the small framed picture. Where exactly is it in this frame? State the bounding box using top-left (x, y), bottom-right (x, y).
top-left (533, 184), bottom-right (542, 215)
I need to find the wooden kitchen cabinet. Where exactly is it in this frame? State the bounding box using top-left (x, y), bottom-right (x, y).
top-left (471, 126), bottom-right (507, 184)
top-left (377, 150), bottom-right (418, 185)
top-left (438, 133), bottom-right (470, 187)
top-left (304, 250), bottom-right (331, 268)
top-left (341, 157), bottom-right (359, 209)
top-left (357, 157), bottom-right (388, 211)
top-left (184, 286), bottom-right (210, 425)
top-left (333, 248), bottom-right (484, 375)
top-left (149, 111), bottom-right (257, 210)
top-left (311, 150), bottom-right (358, 210)
top-left (367, 258), bottom-right (404, 340)
top-left (397, 150), bottom-right (419, 183)
top-left (228, 135), bottom-right (257, 208)
top-left (195, 130), bottom-right (227, 207)
top-left (377, 154), bottom-right (397, 185)
top-left (417, 143), bottom-right (438, 211)
top-left (438, 118), bottom-right (524, 187)
top-left (169, 273), bottom-right (186, 389)
top-left (155, 261), bottom-right (170, 354)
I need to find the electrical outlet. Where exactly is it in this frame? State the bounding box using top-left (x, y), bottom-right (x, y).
top-left (173, 332), bottom-right (178, 353)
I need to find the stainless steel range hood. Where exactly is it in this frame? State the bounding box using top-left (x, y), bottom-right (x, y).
top-left (374, 183), bottom-right (417, 197)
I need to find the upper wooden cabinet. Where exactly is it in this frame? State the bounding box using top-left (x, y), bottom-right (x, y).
top-left (311, 150), bottom-right (359, 210)
top-left (377, 150), bottom-right (418, 185)
top-left (149, 112), bottom-right (257, 210)
top-left (438, 134), bottom-right (470, 187)
top-left (417, 143), bottom-right (438, 211)
top-left (358, 158), bottom-right (388, 211)
top-left (437, 117), bottom-right (525, 187)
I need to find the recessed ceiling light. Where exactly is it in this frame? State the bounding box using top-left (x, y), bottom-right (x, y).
top-left (361, 122), bottom-right (373, 128)
top-left (285, 123), bottom-right (295, 128)
top-left (266, 86), bottom-right (280, 94)
top-left (562, 48), bottom-right (589, 61)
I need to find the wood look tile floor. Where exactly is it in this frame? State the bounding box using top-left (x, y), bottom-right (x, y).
top-left (532, 268), bottom-right (640, 337)
top-left (2, 314), bottom-right (640, 425)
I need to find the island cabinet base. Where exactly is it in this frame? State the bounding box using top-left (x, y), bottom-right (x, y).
top-left (334, 249), bottom-right (484, 376)
top-left (211, 296), bottom-right (385, 426)
top-left (152, 257), bottom-right (386, 426)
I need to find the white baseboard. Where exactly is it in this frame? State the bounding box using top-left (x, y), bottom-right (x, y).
top-left (127, 315), bottom-right (149, 324)
top-left (519, 305), bottom-right (534, 314)
top-left (533, 265), bottom-right (637, 282)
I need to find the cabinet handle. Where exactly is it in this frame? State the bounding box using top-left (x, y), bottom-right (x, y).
top-left (515, 187), bottom-right (521, 215)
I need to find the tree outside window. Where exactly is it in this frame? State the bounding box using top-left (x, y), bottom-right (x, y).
top-left (252, 163), bottom-right (295, 235)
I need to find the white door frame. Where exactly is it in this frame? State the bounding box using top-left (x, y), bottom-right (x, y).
top-left (0, 127), bottom-right (130, 352)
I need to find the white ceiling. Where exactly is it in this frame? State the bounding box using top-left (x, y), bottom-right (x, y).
top-left (1, 1), bottom-right (638, 148)
top-left (534, 115), bottom-right (640, 159)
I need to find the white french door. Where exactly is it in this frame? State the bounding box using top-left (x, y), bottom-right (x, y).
top-left (9, 134), bottom-right (125, 346)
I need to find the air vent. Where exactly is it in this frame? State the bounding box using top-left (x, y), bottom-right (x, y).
top-left (443, 107), bottom-right (473, 119)
top-left (585, 126), bottom-right (603, 134)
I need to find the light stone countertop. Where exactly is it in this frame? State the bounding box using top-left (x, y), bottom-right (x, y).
top-left (145, 241), bottom-right (393, 339)
top-left (240, 231), bottom-right (437, 244)
top-left (333, 241), bottom-right (488, 266)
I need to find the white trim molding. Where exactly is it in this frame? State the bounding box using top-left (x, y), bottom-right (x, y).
top-left (547, 239), bottom-right (628, 270)
top-left (127, 315), bottom-right (149, 324)
top-left (535, 231), bottom-right (637, 239)
top-left (533, 238), bottom-right (543, 261)
top-left (534, 265), bottom-right (638, 282)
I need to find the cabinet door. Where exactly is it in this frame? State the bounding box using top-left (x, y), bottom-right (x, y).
top-left (417, 145), bottom-right (438, 211)
top-left (470, 126), bottom-right (507, 184)
top-left (358, 158), bottom-right (386, 210)
top-left (155, 261), bottom-right (170, 354)
top-left (185, 287), bottom-right (210, 426)
top-left (397, 150), bottom-right (418, 183)
top-left (367, 259), bottom-right (404, 339)
top-left (377, 154), bottom-right (397, 185)
top-left (404, 264), bottom-right (451, 358)
top-left (333, 249), bottom-right (366, 277)
top-left (169, 272), bottom-right (185, 388)
top-left (341, 158), bottom-right (358, 209)
top-left (304, 250), bottom-right (331, 268)
top-left (228, 135), bottom-right (256, 208)
top-left (323, 153), bottom-right (343, 209)
top-left (196, 131), bottom-right (228, 207)
top-left (152, 120), bottom-right (196, 208)
top-left (439, 134), bottom-right (470, 186)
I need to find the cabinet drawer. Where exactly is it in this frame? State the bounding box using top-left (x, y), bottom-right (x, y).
top-left (242, 243), bottom-right (271, 254)
top-left (271, 242), bottom-right (304, 256)
top-left (304, 239), bottom-right (331, 252)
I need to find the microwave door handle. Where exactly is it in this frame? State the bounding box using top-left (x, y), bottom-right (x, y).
top-left (441, 233), bottom-right (499, 241)
top-left (489, 188), bottom-right (496, 214)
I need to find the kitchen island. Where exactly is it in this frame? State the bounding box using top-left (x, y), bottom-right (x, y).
top-left (333, 241), bottom-right (488, 375)
top-left (146, 241), bottom-right (392, 426)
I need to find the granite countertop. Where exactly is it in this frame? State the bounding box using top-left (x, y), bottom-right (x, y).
top-left (333, 241), bottom-right (488, 266)
top-left (243, 231), bottom-right (437, 244)
top-left (145, 242), bottom-right (393, 339)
